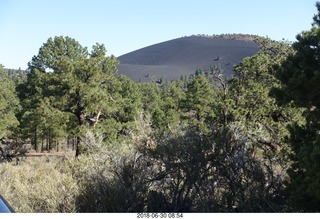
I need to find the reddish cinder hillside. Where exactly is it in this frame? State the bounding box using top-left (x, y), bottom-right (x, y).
top-left (117, 34), bottom-right (259, 82)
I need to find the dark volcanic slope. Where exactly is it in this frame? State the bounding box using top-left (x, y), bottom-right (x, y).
top-left (117, 35), bottom-right (259, 82)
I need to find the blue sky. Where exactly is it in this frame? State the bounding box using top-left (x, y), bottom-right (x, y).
top-left (0, 0), bottom-right (317, 69)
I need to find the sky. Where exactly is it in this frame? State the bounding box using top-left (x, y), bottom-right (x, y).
top-left (0, 0), bottom-right (317, 69)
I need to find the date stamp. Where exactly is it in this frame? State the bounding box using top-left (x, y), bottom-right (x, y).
top-left (137, 213), bottom-right (183, 218)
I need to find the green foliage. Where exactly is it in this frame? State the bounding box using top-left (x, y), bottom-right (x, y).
top-left (138, 82), bottom-right (164, 130)
top-left (18, 36), bottom-right (119, 154)
top-left (231, 40), bottom-right (297, 152)
top-left (158, 81), bottom-right (186, 132)
top-left (183, 75), bottom-right (217, 133)
top-left (2, 9), bottom-right (319, 211)
top-left (28, 36), bottom-right (88, 72)
top-left (20, 98), bottom-right (76, 151)
top-left (0, 65), bottom-right (20, 139)
top-left (274, 2), bottom-right (320, 211)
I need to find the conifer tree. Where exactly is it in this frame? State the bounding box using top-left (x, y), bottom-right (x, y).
top-left (18, 36), bottom-right (119, 156)
top-left (275, 2), bottom-right (320, 211)
top-left (0, 65), bottom-right (19, 139)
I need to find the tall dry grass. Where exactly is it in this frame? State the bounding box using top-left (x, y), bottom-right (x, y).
top-left (0, 156), bottom-right (79, 212)
top-left (0, 124), bottom-right (144, 212)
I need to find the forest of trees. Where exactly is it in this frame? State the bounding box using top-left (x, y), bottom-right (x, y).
top-left (1, 2), bottom-right (320, 213)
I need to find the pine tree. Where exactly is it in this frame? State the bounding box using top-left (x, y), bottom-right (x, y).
top-left (183, 75), bottom-right (217, 134)
top-left (18, 36), bottom-right (119, 156)
top-left (274, 2), bottom-right (320, 211)
top-left (0, 65), bottom-right (19, 139)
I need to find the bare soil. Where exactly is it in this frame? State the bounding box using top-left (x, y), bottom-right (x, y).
top-left (117, 35), bottom-right (259, 82)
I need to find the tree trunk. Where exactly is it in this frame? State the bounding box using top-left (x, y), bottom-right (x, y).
top-left (41, 137), bottom-right (44, 152)
top-left (74, 104), bottom-right (85, 158)
top-left (92, 109), bottom-right (102, 127)
top-left (75, 136), bottom-right (80, 158)
top-left (34, 127), bottom-right (38, 151)
top-left (48, 129), bottom-right (52, 151)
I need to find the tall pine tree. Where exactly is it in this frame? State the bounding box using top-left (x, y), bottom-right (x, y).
top-left (0, 65), bottom-right (19, 139)
top-left (19, 36), bottom-right (118, 156)
top-left (275, 2), bottom-right (320, 211)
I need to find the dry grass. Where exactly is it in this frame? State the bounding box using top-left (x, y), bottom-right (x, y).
top-left (0, 157), bottom-right (79, 212)
top-left (0, 129), bottom-right (139, 213)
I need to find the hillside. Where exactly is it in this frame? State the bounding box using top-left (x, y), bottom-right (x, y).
top-left (117, 34), bottom-right (260, 82)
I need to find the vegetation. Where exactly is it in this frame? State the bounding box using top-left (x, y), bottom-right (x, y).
top-left (1, 2), bottom-right (320, 212)
top-left (0, 65), bottom-right (20, 139)
top-left (273, 2), bottom-right (320, 211)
